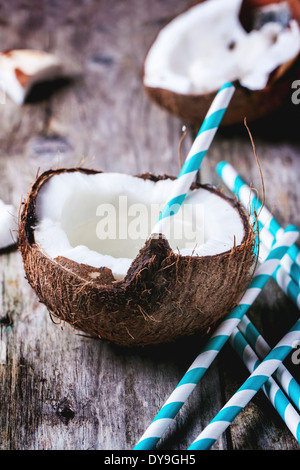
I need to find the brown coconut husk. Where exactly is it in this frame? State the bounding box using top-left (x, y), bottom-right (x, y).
top-left (143, 0), bottom-right (300, 127)
top-left (19, 168), bottom-right (255, 347)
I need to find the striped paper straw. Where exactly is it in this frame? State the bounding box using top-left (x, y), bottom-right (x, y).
top-left (257, 220), bottom-right (300, 288)
top-left (217, 162), bottom-right (300, 406)
top-left (239, 315), bottom-right (300, 412)
top-left (230, 328), bottom-right (300, 442)
top-left (133, 225), bottom-right (299, 450)
top-left (151, 82), bottom-right (235, 235)
top-left (259, 242), bottom-right (300, 309)
top-left (241, 232), bottom-right (300, 413)
top-left (216, 161), bottom-right (300, 286)
top-left (188, 319), bottom-right (300, 450)
top-left (273, 266), bottom-right (300, 310)
top-left (249, 219), bottom-right (300, 308)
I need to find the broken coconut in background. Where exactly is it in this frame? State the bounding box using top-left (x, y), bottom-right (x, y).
top-left (0, 49), bottom-right (71, 105)
top-left (143, 0), bottom-right (300, 126)
top-left (0, 199), bottom-right (17, 251)
top-left (19, 168), bottom-right (255, 347)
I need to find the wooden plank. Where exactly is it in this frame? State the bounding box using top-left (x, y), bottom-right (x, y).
top-left (0, 0), bottom-right (299, 451)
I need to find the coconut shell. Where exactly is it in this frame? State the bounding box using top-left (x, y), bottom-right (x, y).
top-left (143, 0), bottom-right (300, 127)
top-left (19, 168), bottom-right (255, 347)
top-left (0, 49), bottom-right (67, 105)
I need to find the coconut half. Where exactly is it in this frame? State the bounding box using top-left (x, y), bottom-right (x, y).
top-left (19, 168), bottom-right (255, 347)
top-left (143, 0), bottom-right (300, 126)
top-left (0, 49), bottom-right (67, 105)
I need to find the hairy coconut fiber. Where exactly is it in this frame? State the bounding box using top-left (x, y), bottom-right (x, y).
top-left (19, 168), bottom-right (255, 347)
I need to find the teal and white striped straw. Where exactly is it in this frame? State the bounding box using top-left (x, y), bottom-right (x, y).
top-left (133, 225), bottom-right (299, 450)
top-left (216, 161), bottom-right (300, 409)
top-left (230, 328), bottom-right (300, 443)
top-left (215, 162), bottom-right (300, 413)
top-left (260, 228), bottom-right (300, 288)
top-left (239, 315), bottom-right (300, 412)
top-left (151, 83), bottom-right (235, 235)
top-left (273, 265), bottom-right (300, 309)
top-left (188, 319), bottom-right (300, 450)
top-left (216, 161), bottom-right (300, 286)
top-left (259, 243), bottom-right (300, 310)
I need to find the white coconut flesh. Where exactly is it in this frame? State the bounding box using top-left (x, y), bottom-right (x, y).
top-left (144, 0), bottom-right (300, 94)
top-left (0, 199), bottom-right (17, 250)
top-left (33, 172), bottom-right (246, 280)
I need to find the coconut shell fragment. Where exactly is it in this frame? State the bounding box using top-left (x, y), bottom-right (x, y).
top-left (19, 168), bottom-right (255, 347)
top-left (0, 199), bottom-right (17, 252)
top-left (0, 49), bottom-right (69, 104)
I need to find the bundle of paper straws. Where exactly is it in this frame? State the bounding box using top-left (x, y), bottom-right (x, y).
top-left (133, 83), bottom-right (300, 450)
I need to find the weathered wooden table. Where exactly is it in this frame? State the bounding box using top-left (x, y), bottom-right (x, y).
top-left (0, 0), bottom-right (300, 451)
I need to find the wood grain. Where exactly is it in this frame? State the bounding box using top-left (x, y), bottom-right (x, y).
top-left (0, 0), bottom-right (299, 450)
